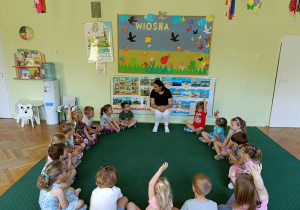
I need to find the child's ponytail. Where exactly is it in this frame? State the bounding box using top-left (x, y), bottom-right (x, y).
top-left (37, 160), bottom-right (64, 191)
top-left (100, 104), bottom-right (112, 117)
top-left (242, 144), bottom-right (262, 162)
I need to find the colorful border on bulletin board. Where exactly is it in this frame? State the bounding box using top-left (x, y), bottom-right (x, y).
top-left (117, 14), bottom-right (213, 75)
top-left (111, 76), bottom-right (216, 116)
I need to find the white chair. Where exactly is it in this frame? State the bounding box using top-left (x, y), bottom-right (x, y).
top-left (17, 103), bottom-right (38, 127)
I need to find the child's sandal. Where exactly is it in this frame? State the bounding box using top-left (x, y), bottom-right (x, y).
top-left (199, 137), bottom-right (205, 143)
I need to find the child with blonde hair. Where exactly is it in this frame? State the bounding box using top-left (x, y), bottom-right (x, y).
top-left (37, 160), bottom-right (87, 210)
top-left (180, 173), bottom-right (217, 210)
top-left (41, 143), bottom-right (77, 189)
top-left (90, 165), bottom-right (128, 210)
top-left (50, 133), bottom-right (66, 145)
top-left (61, 122), bottom-right (84, 157)
top-left (213, 117), bottom-right (247, 160)
top-left (83, 106), bottom-right (104, 135)
top-left (67, 105), bottom-right (97, 150)
top-left (100, 104), bottom-right (121, 133)
top-left (127, 162), bottom-right (176, 210)
top-left (227, 144), bottom-right (262, 189)
top-left (199, 110), bottom-right (227, 146)
top-left (184, 93), bottom-right (207, 134)
top-left (218, 164), bottom-right (268, 210)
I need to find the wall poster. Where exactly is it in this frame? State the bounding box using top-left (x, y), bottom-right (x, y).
top-left (111, 76), bottom-right (216, 116)
top-left (118, 14), bottom-right (213, 75)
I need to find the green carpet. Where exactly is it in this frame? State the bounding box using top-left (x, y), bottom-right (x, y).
top-left (0, 123), bottom-right (300, 209)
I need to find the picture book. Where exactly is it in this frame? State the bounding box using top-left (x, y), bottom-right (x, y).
top-left (33, 55), bottom-right (41, 66)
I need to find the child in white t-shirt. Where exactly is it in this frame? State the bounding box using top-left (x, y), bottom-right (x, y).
top-left (90, 166), bottom-right (128, 210)
top-left (83, 106), bottom-right (104, 135)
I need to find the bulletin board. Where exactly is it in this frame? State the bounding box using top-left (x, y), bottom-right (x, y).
top-left (111, 76), bottom-right (216, 116)
top-left (117, 14), bottom-right (213, 75)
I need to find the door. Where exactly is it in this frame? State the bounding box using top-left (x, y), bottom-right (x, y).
top-left (0, 31), bottom-right (12, 118)
top-left (269, 36), bottom-right (300, 127)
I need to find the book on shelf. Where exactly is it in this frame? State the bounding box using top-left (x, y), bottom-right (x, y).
top-left (19, 69), bottom-right (30, 79)
top-left (25, 57), bottom-right (34, 66)
top-left (15, 52), bottom-right (25, 66)
top-left (33, 55), bottom-right (41, 66)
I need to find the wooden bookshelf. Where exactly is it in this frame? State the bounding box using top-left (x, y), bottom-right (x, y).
top-left (13, 50), bottom-right (46, 80)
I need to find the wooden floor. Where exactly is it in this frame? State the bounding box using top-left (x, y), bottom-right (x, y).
top-left (0, 119), bottom-right (299, 196)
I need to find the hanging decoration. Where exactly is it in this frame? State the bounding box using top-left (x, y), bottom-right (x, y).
top-left (289, 0), bottom-right (300, 17)
top-left (225, 0), bottom-right (236, 21)
top-left (34, 0), bottom-right (46, 13)
top-left (247, 0), bottom-right (263, 11)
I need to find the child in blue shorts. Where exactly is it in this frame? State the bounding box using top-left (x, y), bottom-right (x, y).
top-left (199, 110), bottom-right (227, 146)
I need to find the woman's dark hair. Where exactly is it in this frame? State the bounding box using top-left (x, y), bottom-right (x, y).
top-left (154, 80), bottom-right (166, 91)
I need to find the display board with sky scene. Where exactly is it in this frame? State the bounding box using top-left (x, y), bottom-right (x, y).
top-left (118, 14), bottom-right (214, 75)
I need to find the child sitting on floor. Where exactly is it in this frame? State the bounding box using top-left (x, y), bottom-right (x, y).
top-left (215, 132), bottom-right (248, 160)
top-left (227, 144), bottom-right (262, 189)
top-left (218, 164), bottom-right (268, 210)
top-left (180, 173), bottom-right (217, 210)
top-left (127, 162), bottom-right (177, 210)
top-left (48, 132), bottom-right (83, 167)
top-left (38, 160), bottom-right (87, 210)
top-left (83, 106), bottom-right (104, 135)
top-left (100, 104), bottom-right (121, 133)
top-left (41, 143), bottom-right (77, 189)
top-left (213, 117), bottom-right (247, 160)
top-left (90, 165), bottom-right (128, 210)
top-left (184, 93), bottom-right (207, 134)
top-left (67, 105), bottom-right (97, 150)
top-left (199, 110), bottom-right (227, 146)
top-left (119, 102), bottom-right (137, 129)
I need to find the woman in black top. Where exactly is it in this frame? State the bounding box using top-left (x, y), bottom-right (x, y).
top-left (150, 80), bottom-right (173, 133)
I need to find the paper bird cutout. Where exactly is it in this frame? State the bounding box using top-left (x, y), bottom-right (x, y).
top-left (190, 37), bottom-right (194, 41)
top-left (193, 29), bottom-right (198, 34)
top-left (199, 45), bottom-right (204, 50)
top-left (170, 32), bottom-right (179, 42)
top-left (127, 32), bottom-right (136, 42)
top-left (122, 27), bottom-right (127, 33)
top-left (186, 26), bottom-right (191, 32)
top-left (181, 16), bottom-right (185, 22)
top-left (203, 24), bottom-right (212, 34)
top-left (198, 57), bottom-right (203, 62)
top-left (195, 41), bottom-right (200, 46)
top-left (198, 35), bottom-right (202, 40)
top-left (128, 16), bottom-right (137, 25)
top-left (124, 47), bottom-right (129, 52)
top-left (188, 19), bottom-right (193, 25)
top-left (205, 43), bottom-right (210, 48)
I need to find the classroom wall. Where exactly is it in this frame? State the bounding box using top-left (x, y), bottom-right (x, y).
top-left (0, 0), bottom-right (299, 126)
